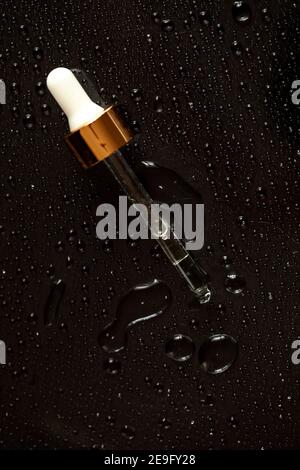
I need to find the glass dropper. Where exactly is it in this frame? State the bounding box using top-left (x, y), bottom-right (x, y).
top-left (46, 67), bottom-right (211, 303)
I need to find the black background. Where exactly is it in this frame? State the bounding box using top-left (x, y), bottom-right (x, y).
top-left (0, 0), bottom-right (300, 450)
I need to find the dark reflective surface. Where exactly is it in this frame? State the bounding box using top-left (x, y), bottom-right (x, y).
top-left (0, 0), bottom-right (299, 450)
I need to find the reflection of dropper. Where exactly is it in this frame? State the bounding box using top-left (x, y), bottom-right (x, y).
top-left (47, 67), bottom-right (211, 303)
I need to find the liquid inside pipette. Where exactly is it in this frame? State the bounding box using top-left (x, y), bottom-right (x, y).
top-left (104, 151), bottom-right (211, 303)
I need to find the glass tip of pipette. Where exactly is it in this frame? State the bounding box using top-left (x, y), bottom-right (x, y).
top-left (194, 285), bottom-right (212, 304)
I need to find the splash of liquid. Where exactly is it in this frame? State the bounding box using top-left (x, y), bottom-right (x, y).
top-left (98, 279), bottom-right (172, 353)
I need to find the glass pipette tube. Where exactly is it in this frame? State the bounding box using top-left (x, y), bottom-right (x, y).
top-left (105, 150), bottom-right (211, 303)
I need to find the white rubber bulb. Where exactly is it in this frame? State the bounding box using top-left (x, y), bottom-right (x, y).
top-left (47, 67), bottom-right (104, 132)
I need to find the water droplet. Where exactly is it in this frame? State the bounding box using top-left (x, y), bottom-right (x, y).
top-left (20, 24), bottom-right (29, 37)
top-left (225, 272), bottom-right (246, 294)
top-left (76, 239), bottom-right (85, 253)
top-left (161, 19), bottom-right (174, 32)
top-left (11, 82), bottom-right (19, 96)
top-left (66, 256), bottom-right (73, 269)
top-left (231, 40), bottom-right (244, 57)
top-left (154, 96), bottom-right (163, 113)
top-left (23, 113), bottom-right (35, 129)
top-left (41, 103), bottom-right (51, 116)
top-left (261, 7), bottom-right (271, 22)
top-left (55, 240), bottom-right (64, 252)
top-left (130, 88), bottom-right (142, 102)
top-left (216, 24), bottom-right (225, 38)
top-left (103, 357), bottom-right (121, 375)
top-left (227, 415), bottom-right (239, 428)
top-left (32, 46), bottom-right (43, 60)
top-left (232, 1), bottom-right (251, 23)
top-left (121, 424), bottom-right (135, 440)
top-left (35, 81), bottom-right (46, 96)
top-left (102, 239), bottom-right (113, 254)
top-left (199, 11), bottom-right (210, 26)
top-left (199, 334), bottom-right (238, 374)
top-left (221, 255), bottom-right (233, 268)
top-left (98, 279), bottom-right (171, 353)
top-left (151, 12), bottom-right (160, 24)
top-left (165, 334), bottom-right (195, 362)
